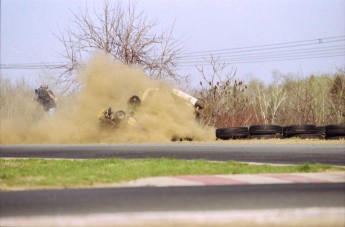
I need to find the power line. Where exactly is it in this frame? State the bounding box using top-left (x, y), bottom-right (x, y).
top-left (2, 51), bottom-right (344, 69)
top-left (179, 46), bottom-right (345, 65)
top-left (0, 63), bottom-right (66, 70)
top-left (178, 50), bottom-right (345, 66)
top-left (179, 40), bottom-right (344, 60)
top-left (177, 36), bottom-right (345, 67)
top-left (179, 35), bottom-right (345, 57)
top-left (1, 36), bottom-right (344, 70)
top-left (179, 53), bottom-right (345, 67)
top-left (179, 44), bottom-right (345, 61)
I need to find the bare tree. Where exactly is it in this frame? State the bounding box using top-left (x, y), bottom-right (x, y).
top-left (250, 81), bottom-right (269, 125)
top-left (329, 71), bottom-right (345, 123)
top-left (281, 75), bottom-right (319, 125)
top-left (196, 56), bottom-right (250, 127)
top-left (267, 84), bottom-right (286, 124)
top-left (55, 0), bottom-right (182, 91)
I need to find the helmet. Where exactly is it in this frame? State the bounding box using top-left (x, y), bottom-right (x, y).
top-left (128, 95), bottom-right (141, 106)
top-left (40, 85), bottom-right (48, 90)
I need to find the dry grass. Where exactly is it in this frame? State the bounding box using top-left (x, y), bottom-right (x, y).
top-left (1, 158), bottom-right (342, 191)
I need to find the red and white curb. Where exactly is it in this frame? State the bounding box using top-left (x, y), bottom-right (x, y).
top-left (121, 171), bottom-right (345, 187)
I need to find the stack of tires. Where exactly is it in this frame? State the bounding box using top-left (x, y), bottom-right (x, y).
top-left (283, 124), bottom-right (345, 139)
top-left (216, 124), bottom-right (345, 140)
top-left (283, 125), bottom-right (321, 139)
top-left (248, 125), bottom-right (283, 139)
top-left (325, 125), bottom-right (345, 140)
top-left (215, 127), bottom-right (250, 140)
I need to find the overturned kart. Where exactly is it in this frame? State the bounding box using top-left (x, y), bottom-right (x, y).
top-left (98, 88), bottom-right (205, 138)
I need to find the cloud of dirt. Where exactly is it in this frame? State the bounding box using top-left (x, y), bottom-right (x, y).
top-left (0, 53), bottom-right (215, 144)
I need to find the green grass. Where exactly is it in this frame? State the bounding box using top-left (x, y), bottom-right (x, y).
top-left (0, 158), bottom-right (343, 190)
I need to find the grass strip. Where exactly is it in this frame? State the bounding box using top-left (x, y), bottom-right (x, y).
top-left (0, 158), bottom-right (342, 190)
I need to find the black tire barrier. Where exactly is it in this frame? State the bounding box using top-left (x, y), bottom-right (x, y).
top-left (316, 126), bottom-right (326, 139)
top-left (249, 134), bottom-right (284, 139)
top-left (283, 125), bottom-right (318, 138)
top-left (293, 134), bottom-right (323, 139)
top-left (216, 127), bottom-right (249, 140)
top-left (249, 125), bottom-right (282, 135)
top-left (325, 124), bottom-right (345, 139)
top-left (216, 124), bottom-right (345, 140)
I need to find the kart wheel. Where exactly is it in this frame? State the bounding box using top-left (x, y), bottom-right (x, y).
top-left (114, 110), bottom-right (125, 120)
top-left (195, 98), bottom-right (205, 109)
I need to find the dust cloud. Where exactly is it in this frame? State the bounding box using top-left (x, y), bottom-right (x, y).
top-left (0, 54), bottom-right (215, 144)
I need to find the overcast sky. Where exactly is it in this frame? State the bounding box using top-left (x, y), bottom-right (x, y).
top-left (1, 0), bottom-right (345, 87)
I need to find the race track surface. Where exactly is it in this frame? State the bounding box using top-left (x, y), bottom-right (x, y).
top-left (0, 143), bottom-right (344, 165)
top-left (1, 183), bottom-right (344, 217)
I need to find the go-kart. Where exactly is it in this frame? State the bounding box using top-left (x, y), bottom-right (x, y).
top-left (98, 88), bottom-right (205, 138)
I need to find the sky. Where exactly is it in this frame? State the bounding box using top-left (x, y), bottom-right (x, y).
top-left (1, 0), bottom-right (345, 87)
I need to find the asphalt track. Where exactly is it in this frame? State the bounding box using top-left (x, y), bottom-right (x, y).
top-left (0, 143), bottom-right (344, 165)
top-left (1, 183), bottom-right (344, 217)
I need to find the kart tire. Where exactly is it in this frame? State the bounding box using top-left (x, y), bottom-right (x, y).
top-left (249, 134), bottom-right (283, 139)
top-left (325, 124), bottom-right (345, 138)
top-left (283, 125), bottom-right (318, 138)
top-left (294, 134), bottom-right (323, 139)
top-left (114, 110), bottom-right (126, 120)
top-left (249, 125), bottom-right (282, 135)
top-left (316, 126), bottom-right (326, 138)
top-left (216, 127), bottom-right (249, 140)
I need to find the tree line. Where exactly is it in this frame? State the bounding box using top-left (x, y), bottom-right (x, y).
top-left (197, 69), bottom-right (345, 127)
